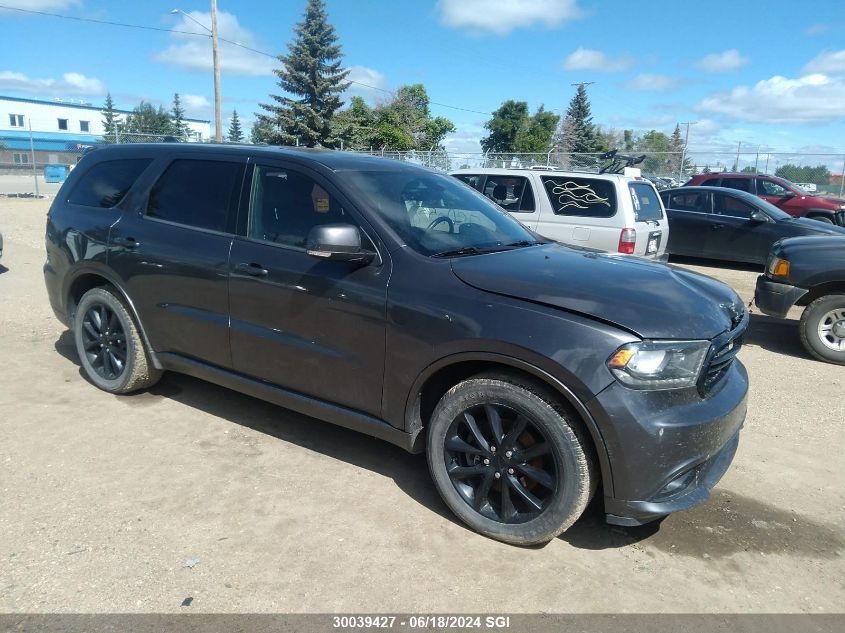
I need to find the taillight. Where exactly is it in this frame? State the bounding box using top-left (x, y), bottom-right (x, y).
top-left (618, 228), bottom-right (636, 254)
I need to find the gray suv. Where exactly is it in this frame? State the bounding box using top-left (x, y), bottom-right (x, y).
top-left (44, 144), bottom-right (748, 545)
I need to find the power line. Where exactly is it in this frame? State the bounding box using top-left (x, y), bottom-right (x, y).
top-left (0, 3), bottom-right (493, 116)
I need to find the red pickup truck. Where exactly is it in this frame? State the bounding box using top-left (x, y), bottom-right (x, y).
top-left (685, 173), bottom-right (845, 226)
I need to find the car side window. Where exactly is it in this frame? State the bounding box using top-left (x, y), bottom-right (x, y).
top-left (68, 158), bottom-right (152, 208)
top-left (700, 178), bottom-right (721, 187)
top-left (757, 179), bottom-right (788, 196)
top-left (668, 192), bottom-right (710, 213)
top-left (481, 175), bottom-right (535, 213)
top-left (722, 178), bottom-right (752, 193)
top-left (541, 176), bottom-right (616, 218)
top-left (146, 159), bottom-right (243, 233)
top-left (454, 174), bottom-right (484, 191)
top-left (248, 165), bottom-right (353, 249)
top-left (714, 194), bottom-right (755, 218)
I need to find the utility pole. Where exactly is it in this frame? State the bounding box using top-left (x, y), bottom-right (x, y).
top-left (27, 119), bottom-right (39, 197)
top-left (734, 141), bottom-right (742, 171)
top-left (678, 121), bottom-right (697, 181)
top-left (210, 0), bottom-right (222, 142)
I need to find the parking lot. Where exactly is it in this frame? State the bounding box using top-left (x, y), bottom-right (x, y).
top-left (0, 195), bottom-right (842, 613)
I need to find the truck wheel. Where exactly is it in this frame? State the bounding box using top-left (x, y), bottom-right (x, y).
top-left (426, 374), bottom-right (595, 545)
top-left (73, 286), bottom-right (162, 393)
top-left (799, 294), bottom-right (845, 365)
top-left (808, 215), bottom-right (833, 224)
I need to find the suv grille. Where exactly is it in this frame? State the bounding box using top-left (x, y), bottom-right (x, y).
top-left (698, 312), bottom-right (748, 396)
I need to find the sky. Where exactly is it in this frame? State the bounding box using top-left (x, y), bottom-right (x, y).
top-left (1, 0), bottom-right (845, 166)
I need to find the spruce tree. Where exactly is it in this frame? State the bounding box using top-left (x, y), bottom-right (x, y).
top-left (171, 93), bottom-right (189, 140)
top-left (564, 84), bottom-right (600, 154)
top-left (257, 0), bottom-right (350, 147)
top-left (102, 93), bottom-right (119, 142)
top-left (228, 109), bottom-right (244, 142)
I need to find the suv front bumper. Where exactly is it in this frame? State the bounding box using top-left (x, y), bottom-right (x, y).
top-left (754, 275), bottom-right (807, 319)
top-left (586, 359), bottom-right (748, 526)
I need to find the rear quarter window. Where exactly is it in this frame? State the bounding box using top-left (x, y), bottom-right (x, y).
top-left (629, 182), bottom-right (663, 221)
top-left (67, 158), bottom-right (152, 208)
top-left (541, 176), bottom-right (616, 218)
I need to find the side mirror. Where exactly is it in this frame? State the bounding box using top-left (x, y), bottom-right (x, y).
top-left (781, 190), bottom-right (796, 199)
top-left (306, 224), bottom-right (375, 265)
top-left (750, 210), bottom-right (770, 223)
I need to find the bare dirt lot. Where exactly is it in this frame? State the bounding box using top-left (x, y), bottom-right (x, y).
top-left (0, 196), bottom-right (842, 613)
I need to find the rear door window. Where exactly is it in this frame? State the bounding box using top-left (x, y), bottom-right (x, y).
top-left (146, 159), bottom-right (244, 233)
top-left (481, 175), bottom-right (535, 213)
top-left (700, 178), bottom-right (721, 187)
top-left (453, 174), bottom-right (484, 191)
top-left (68, 158), bottom-right (152, 208)
top-left (629, 182), bottom-right (663, 221)
top-left (541, 176), bottom-right (616, 218)
top-left (722, 178), bottom-right (753, 193)
top-left (667, 191), bottom-right (710, 213)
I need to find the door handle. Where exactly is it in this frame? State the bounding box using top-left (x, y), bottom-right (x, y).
top-left (114, 236), bottom-right (140, 248)
top-left (234, 262), bottom-right (269, 277)
top-left (711, 223), bottom-right (724, 230)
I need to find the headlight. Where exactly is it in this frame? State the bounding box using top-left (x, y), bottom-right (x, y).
top-left (768, 256), bottom-right (790, 277)
top-left (607, 340), bottom-right (710, 390)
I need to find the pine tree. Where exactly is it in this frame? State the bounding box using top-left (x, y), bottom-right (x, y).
top-left (257, 0), bottom-right (351, 147)
top-left (228, 109), bottom-right (244, 142)
top-left (171, 93), bottom-right (189, 140)
top-left (102, 93), bottom-right (119, 142)
top-left (564, 84), bottom-right (600, 154)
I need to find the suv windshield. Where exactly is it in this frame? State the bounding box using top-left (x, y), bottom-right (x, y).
top-left (341, 170), bottom-right (542, 256)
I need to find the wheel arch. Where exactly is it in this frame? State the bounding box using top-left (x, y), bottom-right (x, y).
top-left (63, 266), bottom-right (162, 370)
top-left (404, 352), bottom-right (614, 497)
top-left (796, 281), bottom-right (845, 307)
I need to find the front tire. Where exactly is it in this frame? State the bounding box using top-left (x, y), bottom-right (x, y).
top-left (426, 375), bottom-right (595, 545)
top-left (73, 286), bottom-right (162, 393)
top-left (799, 294), bottom-right (845, 365)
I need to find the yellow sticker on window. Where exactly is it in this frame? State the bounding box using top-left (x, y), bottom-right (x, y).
top-left (312, 184), bottom-right (330, 213)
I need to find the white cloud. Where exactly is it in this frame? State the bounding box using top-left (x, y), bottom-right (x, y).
top-left (805, 23), bottom-right (832, 36)
top-left (154, 10), bottom-right (275, 76)
top-left (696, 49), bottom-right (749, 73)
top-left (346, 65), bottom-right (388, 99)
top-left (697, 73), bottom-right (845, 123)
top-left (181, 94), bottom-right (211, 117)
top-left (562, 47), bottom-right (634, 72)
top-left (624, 73), bottom-right (681, 91)
top-left (0, 70), bottom-right (105, 97)
top-left (437, 0), bottom-right (582, 35)
top-left (0, 0), bottom-right (80, 10)
top-left (802, 49), bottom-right (845, 75)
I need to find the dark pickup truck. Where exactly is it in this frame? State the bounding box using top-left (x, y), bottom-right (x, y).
top-left (755, 236), bottom-right (845, 364)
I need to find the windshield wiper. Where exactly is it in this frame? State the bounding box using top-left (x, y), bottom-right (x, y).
top-left (501, 239), bottom-right (543, 248)
top-left (431, 246), bottom-right (484, 258)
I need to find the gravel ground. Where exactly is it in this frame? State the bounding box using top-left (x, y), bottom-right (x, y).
top-left (0, 197), bottom-right (842, 613)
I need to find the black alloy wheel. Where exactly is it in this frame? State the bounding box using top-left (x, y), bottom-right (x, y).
top-left (444, 403), bottom-right (558, 524)
top-left (80, 303), bottom-right (128, 380)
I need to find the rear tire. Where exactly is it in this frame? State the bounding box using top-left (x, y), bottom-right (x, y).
top-left (426, 374), bottom-right (595, 545)
top-left (799, 294), bottom-right (845, 365)
top-left (73, 287), bottom-right (162, 393)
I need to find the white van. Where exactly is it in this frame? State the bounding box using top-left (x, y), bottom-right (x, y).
top-left (450, 167), bottom-right (669, 260)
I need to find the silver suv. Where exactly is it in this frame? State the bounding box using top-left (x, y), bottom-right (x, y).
top-left (451, 167), bottom-right (669, 260)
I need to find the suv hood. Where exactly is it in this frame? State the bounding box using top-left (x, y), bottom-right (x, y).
top-left (451, 244), bottom-right (743, 340)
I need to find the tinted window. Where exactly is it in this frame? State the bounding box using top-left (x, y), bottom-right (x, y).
top-left (454, 174), bottom-right (484, 191)
top-left (147, 159), bottom-right (243, 232)
top-left (629, 182), bottom-right (663, 221)
top-left (248, 166), bottom-right (353, 249)
top-left (340, 171), bottom-right (538, 257)
top-left (541, 176), bottom-right (616, 218)
top-left (700, 178), bottom-right (721, 187)
top-left (722, 178), bottom-right (752, 193)
top-left (482, 175), bottom-right (535, 213)
top-left (757, 179), bottom-right (789, 196)
top-left (68, 158), bottom-right (152, 208)
top-left (667, 191), bottom-right (710, 213)
top-left (714, 194), bottom-right (756, 218)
